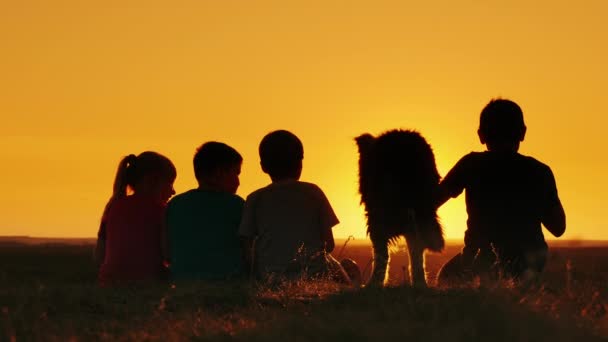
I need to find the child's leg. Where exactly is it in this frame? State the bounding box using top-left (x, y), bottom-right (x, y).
top-left (473, 247), bottom-right (498, 285)
top-left (496, 247), bottom-right (547, 285)
top-left (519, 248), bottom-right (548, 286)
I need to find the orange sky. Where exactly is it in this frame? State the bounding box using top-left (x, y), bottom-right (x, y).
top-left (1, 1), bottom-right (607, 240)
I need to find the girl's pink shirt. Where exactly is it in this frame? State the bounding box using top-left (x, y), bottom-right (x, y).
top-left (98, 194), bottom-right (165, 285)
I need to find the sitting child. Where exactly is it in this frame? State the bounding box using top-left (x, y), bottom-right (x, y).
top-left (95, 151), bottom-right (176, 286)
top-left (436, 99), bottom-right (566, 285)
top-left (239, 130), bottom-right (354, 283)
top-left (166, 142), bottom-right (245, 280)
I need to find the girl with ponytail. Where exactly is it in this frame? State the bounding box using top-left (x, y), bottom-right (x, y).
top-left (95, 152), bottom-right (176, 286)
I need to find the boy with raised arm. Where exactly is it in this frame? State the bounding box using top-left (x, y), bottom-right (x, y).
top-left (437, 99), bottom-right (566, 285)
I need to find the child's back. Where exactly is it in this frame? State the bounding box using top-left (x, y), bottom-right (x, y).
top-left (437, 99), bottom-right (565, 283)
top-left (100, 194), bottom-right (166, 283)
top-left (239, 130), bottom-right (349, 281)
top-left (443, 151), bottom-right (560, 252)
top-left (96, 152), bottom-right (176, 286)
top-left (240, 179), bottom-right (338, 275)
top-left (167, 189), bottom-right (243, 279)
top-left (166, 142), bottom-right (244, 280)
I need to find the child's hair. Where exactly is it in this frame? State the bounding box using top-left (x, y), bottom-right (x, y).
top-left (101, 151), bottom-right (176, 219)
top-left (193, 142), bottom-right (242, 181)
top-left (479, 98), bottom-right (526, 145)
top-left (259, 130), bottom-right (304, 179)
top-left (111, 151), bottom-right (176, 198)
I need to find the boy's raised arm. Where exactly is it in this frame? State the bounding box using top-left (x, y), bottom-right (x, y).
top-left (435, 155), bottom-right (470, 208)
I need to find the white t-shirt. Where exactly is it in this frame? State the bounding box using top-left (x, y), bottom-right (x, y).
top-left (238, 180), bottom-right (339, 275)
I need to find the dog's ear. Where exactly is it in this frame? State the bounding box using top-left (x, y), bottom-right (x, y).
top-left (355, 134), bottom-right (375, 154)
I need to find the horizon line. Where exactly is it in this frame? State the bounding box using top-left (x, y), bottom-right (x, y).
top-left (2, 235), bottom-right (607, 247)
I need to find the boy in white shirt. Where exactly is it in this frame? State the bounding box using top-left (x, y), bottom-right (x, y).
top-left (239, 130), bottom-right (353, 283)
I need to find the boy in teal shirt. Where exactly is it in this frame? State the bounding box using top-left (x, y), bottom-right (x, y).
top-left (166, 142), bottom-right (245, 280)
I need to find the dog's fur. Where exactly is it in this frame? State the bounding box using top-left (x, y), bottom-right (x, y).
top-left (355, 129), bottom-right (444, 287)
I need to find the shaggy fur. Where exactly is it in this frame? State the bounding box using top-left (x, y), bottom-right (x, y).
top-left (355, 129), bottom-right (444, 287)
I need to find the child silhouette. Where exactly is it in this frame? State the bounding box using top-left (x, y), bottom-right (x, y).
top-left (437, 99), bottom-right (566, 285)
top-left (166, 142), bottom-right (245, 280)
top-left (95, 152), bottom-right (176, 286)
top-left (238, 130), bottom-right (354, 283)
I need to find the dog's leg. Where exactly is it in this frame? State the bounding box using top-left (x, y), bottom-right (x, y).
top-left (368, 232), bottom-right (389, 287)
top-left (405, 233), bottom-right (427, 287)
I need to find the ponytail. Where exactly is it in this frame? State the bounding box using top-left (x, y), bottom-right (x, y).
top-left (101, 152), bottom-right (175, 222)
top-left (101, 154), bottom-right (137, 222)
top-left (113, 154), bottom-right (137, 198)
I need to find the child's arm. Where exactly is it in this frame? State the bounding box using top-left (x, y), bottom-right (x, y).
top-left (160, 220), bottom-right (170, 264)
top-left (435, 186), bottom-right (454, 208)
top-left (540, 167), bottom-right (566, 237)
top-left (321, 225), bottom-right (335, 253)
top-left (238, 196), bottom-right (258, 278)
top-left (543, 202), bottom-right (566, 237)
top-left (94, 222), bottom-right (106, 266)
top-left (316, 186), bottom-right (339, 253)
top-left (240, 237), bottom-right (255, 277)
top-left (435, 155), bottom-right (471, 208)
top-left (160, 204), bottom-right (171, 264)
top-left (95, 198), bottom-right (115, 266)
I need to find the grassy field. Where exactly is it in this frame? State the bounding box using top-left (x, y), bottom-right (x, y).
top-left (1, 239), bottom-right (607, 341)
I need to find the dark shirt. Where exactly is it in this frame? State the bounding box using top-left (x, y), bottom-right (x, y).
top-left (166, 189), bottom-right (244, 280)
top-left (440, 151), bottom-right (562, 259)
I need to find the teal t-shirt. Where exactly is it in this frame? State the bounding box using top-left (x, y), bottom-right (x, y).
top-left (167, 189), bottom-right (244, 280)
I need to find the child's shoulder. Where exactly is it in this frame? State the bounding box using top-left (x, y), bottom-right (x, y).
top-left (454, 151), bottom-right (485, 164)
top-left (170, 189), bottom-right (244, 207)
top-left (295, 181), bottom-right (325, 194)
top-left (459, 151), bottom-right (547, 165)
top-left (519, 154), bottom-right (551, 168)
top-left (519, 155), bottom-right (555, 178)
top-left (469, 152), bottom-right (554, 175)
top-left (246, 181), bottom-right (324, 200)
top-left (106, 195), bottom-right (165, 219)
top-left (271, 180), bottom-right (323, 193)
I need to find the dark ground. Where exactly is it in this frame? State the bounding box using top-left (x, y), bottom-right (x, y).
top-left (1, 239), bottom-right (607, 341)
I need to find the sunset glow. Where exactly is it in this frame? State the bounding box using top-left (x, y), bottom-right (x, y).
top-left (1, 1), bottom-right (607, 240)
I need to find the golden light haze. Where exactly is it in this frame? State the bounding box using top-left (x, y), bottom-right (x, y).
top-left (1, 1), bottom-right (607, 240)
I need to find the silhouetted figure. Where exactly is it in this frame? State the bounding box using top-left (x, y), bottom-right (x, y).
top-left (239, 130), bottom-right (355, 284)
top-left (436, 99), bottom-right (566, 286)
top-left (95, 152), bottom-right (176, 286)
top-left (355, 130), bottom-right (444, 287)
top-left (166, 142), bottom-right (245, 280)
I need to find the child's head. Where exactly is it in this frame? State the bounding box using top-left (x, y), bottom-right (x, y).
top-left (193, 142), bottom-right (242, 193)
top-left (478, 98), bottom-right (527, 152)
top-left (113, 151), bottom-right (176, 203)
top-left (259, 130), bottom-right (304, 181)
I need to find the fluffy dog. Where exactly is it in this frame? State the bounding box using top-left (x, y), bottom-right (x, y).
top-left (355, 129), bottom-right (444, 287)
